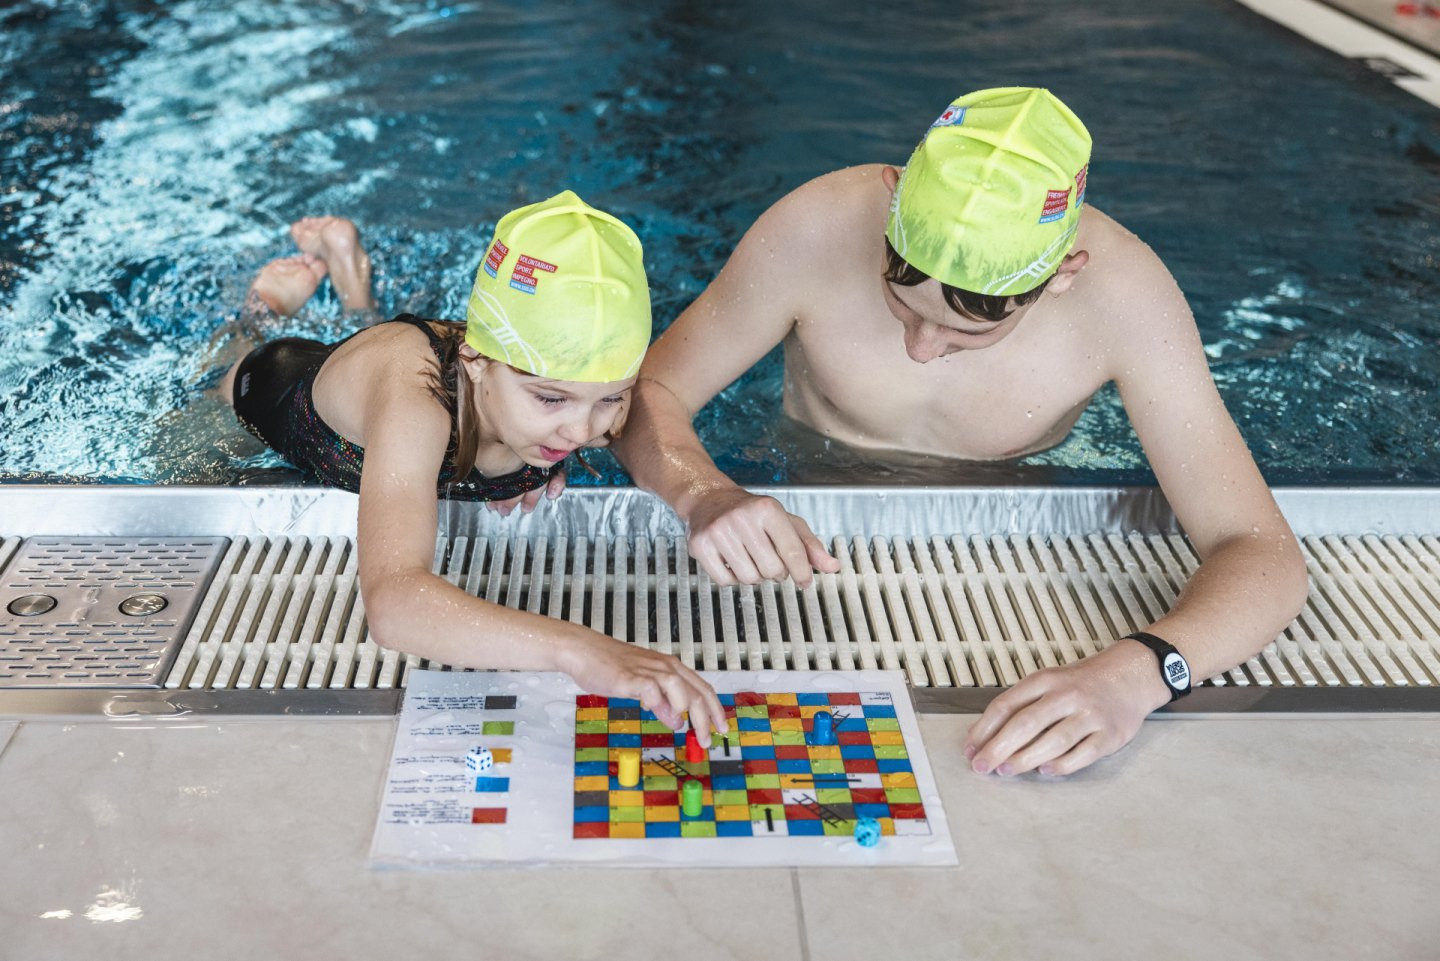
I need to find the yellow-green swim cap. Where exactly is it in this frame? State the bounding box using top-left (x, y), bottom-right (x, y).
top-left (467, 190), bottom-right (650, 382)
top-left (885, 87), bottom-right (1092, 298)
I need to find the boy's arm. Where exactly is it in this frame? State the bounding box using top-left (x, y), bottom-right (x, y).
top-left (964, 248), bottom-right (1307, 776)
top-left (613, 192), bottom-right (841, 587)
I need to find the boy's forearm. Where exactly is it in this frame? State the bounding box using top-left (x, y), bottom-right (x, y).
top-left (612, 378), bottom-right (740, 522)
top-left (1138, 531), bottom-right (1309, 681)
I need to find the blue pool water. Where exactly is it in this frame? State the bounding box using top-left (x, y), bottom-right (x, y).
top-left (1, 0), bottom-right (1438, 487)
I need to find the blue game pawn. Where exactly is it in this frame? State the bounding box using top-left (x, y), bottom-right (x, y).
top-left (811, 710), bottom-right (835, 746)
top-left (854, 816), bottom-right (881, 848)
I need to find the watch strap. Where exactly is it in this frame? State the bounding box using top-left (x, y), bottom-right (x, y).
top-left (1123, 631), bottom-right (1192, 701)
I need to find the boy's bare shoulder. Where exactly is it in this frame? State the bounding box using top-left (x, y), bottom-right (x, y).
top-left (1073, 207), bottom-right (1205, 362)
top-left (758, 165), bottom-right (889, 249)
top-left (1080, 209), bottom-right (1190, 315)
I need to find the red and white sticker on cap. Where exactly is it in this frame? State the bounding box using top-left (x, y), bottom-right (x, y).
top-left (930, 105), bottom-right (967, 128)
top-left (483, 239), bottom-right (509, 278)
top-left (509, 253), bottom-right (558, 295)
top-left (1075, 164), bottom-right (1088, 208)
top-left (1038, 187), bottom-right (1071, 224)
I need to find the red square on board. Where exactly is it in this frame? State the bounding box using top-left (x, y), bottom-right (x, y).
top-left (775, 745), bottom-right (809, 760)
top-left (576, 695), bottom-right (608, 708)
top-left (890, 803), bottom-right (926, 820)
top-left (645, 790), bottom-right (679, 806)
top-left (743, 759), bottom-right (778, 775)
top-left (767, 704), bottom-right (801, 719)
top-left (783, 803), bottom-right (820, 821)
top-left (838, 731), bottom-right (871, 746)
top-left (828, 693), bottom-right (862, 706)
top-left (735, 691), bottom-right (765, 706)
top-left (747, 788), bottom-right (783, 805)
top-left (575, 733), bottom-right (610, 748)
top-left (642, 733), bottom-right (674, 748)
top-left (471, 808), bottom-right (508, 824)
top-left (843, 759), bottom-right (879, 774)
top-left (850, 788), bottom-right (887, 805)
top-left (573, 821), bottom-right (610, 839)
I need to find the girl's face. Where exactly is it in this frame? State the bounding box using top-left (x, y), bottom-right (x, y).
top-left (468, 358), bottom-right (635, 468)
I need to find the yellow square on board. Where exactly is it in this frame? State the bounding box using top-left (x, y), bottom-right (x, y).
top-left (770, 718), bottom-right (803, 731)
top-left (882, 772), bottom-right (918, 790)
top-left (610, 821), bottom-right (647, 839)
top-left (574, 775), bottom-right (609, 792)
top-left (490, 749), bottom-right (512, 764)
top-left (576, 708), bottom-right (609, 722)
top-left (645, 806), bottom-right (680, 822)
top-left (714, 805), bottom-right (750, 821)
top-left (612, 790), bottom-right (644, 807)
top-left (767, 693), bottom-right (798, 706)
top-left (608, 720), bottom-right (641, 735)
top-left (871, 731), bottom-right (905, 746)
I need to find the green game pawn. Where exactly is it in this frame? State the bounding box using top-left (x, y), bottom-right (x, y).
top-left (681, 777), bottom-right (704, 818)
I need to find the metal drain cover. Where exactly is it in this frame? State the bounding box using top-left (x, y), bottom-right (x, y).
top-left (0, 537), bottom-right (229, 689)
top-left (7, 594), bottom-right (57, 617)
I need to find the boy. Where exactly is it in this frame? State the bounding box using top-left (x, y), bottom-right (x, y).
top-left (613, 87), bottom-right (1307, 776)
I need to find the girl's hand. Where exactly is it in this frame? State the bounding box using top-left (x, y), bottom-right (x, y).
top-left (557, 631), bottom-right (729, 746)
top-left (485, 468), bottom-right (568, 517)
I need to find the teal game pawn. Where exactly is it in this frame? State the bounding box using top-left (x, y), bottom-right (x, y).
top-left (681, 778), bottom-right (704, 818)
top-left (854, 816), bottom-right (881, 848)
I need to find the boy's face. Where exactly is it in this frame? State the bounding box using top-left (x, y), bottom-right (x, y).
top-left (880, 276), bottom-right (1034, 363)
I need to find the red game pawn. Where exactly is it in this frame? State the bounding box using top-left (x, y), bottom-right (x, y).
top-left (684, 728), bottom-right (705, 764)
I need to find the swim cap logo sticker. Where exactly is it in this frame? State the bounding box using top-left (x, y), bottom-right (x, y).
top-left (509, 253), bottom-right (558, 295)
top-left (1038, 187), bottom-right (1071, 224)
top-left (483, 239), bottom-right (509, 278)
top-left (1074, 165), bottom-right (1088, 208)
top-left (930, 105), bottom-right (967, 128)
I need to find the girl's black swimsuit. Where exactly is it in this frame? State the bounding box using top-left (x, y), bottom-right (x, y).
top-left (231, 314), bottom-right (557, 501)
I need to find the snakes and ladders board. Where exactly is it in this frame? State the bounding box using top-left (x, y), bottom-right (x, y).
top-left (370, 670), bottom-right (957, 867)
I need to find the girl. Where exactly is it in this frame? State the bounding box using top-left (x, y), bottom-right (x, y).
top-left (220, 192), bottom-right (725, 742)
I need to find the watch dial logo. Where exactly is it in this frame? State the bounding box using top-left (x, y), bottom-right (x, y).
top-left (1163, 652), bottom-right (1191, 690)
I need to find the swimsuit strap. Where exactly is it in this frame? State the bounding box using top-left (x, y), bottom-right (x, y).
top-left (385, 314), bottom-right (559, 499)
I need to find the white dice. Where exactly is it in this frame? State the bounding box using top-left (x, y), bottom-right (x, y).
top-left (466, 747), bottom-right (494, 775)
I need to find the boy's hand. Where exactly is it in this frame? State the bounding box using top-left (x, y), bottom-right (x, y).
top-left (962, 642), bottom-right (1171, 777)
top-left (686, 488), bottom-right (840, 589)
top-left (557, 630), bottom-right (729, 746)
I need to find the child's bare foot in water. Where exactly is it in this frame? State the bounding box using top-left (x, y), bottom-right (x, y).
top-left (290, 216), bottom-right (374, 311)
top-left (246, 254), bottom-right (329, 316)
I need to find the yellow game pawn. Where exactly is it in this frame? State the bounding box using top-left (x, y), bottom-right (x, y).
top-left (617, 748), bottom-right (641, 788)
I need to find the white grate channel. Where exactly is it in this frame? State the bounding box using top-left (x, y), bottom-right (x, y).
top-left (159, 531), bottom-right (1440, 692)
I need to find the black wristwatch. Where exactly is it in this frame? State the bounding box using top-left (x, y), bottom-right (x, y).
top-left (1123, 631), bottom-right (1192, 701)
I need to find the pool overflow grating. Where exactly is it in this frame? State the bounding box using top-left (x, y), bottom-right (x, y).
top-left (0, 531), bottom-right (1430, 695)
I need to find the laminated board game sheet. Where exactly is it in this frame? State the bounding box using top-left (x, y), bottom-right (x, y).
top-left (371, 670), bottom-right (957, 868)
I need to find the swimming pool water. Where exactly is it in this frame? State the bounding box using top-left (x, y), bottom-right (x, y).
top-left (1, 0), bottom-right (1438, 487)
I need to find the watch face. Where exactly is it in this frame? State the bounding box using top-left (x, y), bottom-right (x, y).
top-left (1162, 651), bottom-right (1191, 691)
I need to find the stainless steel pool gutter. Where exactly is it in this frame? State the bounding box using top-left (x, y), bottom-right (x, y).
top-left (2, 485), bottom-right (1439, 717)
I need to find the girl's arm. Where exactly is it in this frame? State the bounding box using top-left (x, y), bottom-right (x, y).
top-left (354, 366), bottom-right (727, 742)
